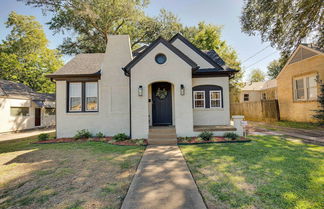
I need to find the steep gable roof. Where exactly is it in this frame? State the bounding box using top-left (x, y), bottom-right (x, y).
top-left (47, 53), bottom-right (104, 79)
top-left (122, 37), bottom-right (199, 75)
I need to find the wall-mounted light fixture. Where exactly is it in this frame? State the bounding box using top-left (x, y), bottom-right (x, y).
top-left (315, 73), bottom-right (322, 84)
top-left (180, 84), bottom-right (185, 96)
top-left (138, 85), bottom-right (143, 96)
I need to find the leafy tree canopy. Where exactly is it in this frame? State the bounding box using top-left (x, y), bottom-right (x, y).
top-left (19, 0), bottom-right (182, 54)
top-left (241, 0), bottom-right (323, 57)
top-left (0, 12), bottom-right (63, 93)
top-left (249, 69), bottom-right (265, 82)
top-left (267, 59), bottom-right (282, 79)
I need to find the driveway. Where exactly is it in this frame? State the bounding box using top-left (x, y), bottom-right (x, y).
top-left (121, 145), bottom-right (206, 209)
top-left (0, 128), bottom-right (55, 142)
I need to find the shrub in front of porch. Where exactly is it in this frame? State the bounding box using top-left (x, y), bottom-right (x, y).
top-left (198, 131), bottom-right (213, 141)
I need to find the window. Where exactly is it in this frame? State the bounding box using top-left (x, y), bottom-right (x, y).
top-left (307, 75), bottom-right (317, 100)
top-left (262, 93), bottom-right (266, 100)
top-left (295, 78), bottom-right (305, 100)
top-left (155, 53), bottom-right (167, 64)
top-left (69, 82), bottom-right (82, 111)
top-left (85, 82), bottom-right (98, 111)
top-left (294, 75), bottom-right (317, 101)
top-left (68, 81), bottom-right (98, 112)
top-left (244, 94), bottom-right (249, 102)
top-left (10, 107), bottom-right (29, 116)
top-left (45, 108), bottom-right (56, 115)
top-left (210, 91), bottom-right (221, 108)
top-left (193, 91), bottom-right (205, 108)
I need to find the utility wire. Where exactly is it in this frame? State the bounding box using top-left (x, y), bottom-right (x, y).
top-left (245, 51), bottom-right (277, 69)
top-left (242, 45), bottom-right (271, 63)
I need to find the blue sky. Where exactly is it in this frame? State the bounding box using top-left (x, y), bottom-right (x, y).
top-left (0, 0), bottom-right (280, 81)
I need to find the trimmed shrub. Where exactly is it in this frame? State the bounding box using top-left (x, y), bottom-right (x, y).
top-left (95, 132), bottom-right (105, 138)
top-left (223, 132), bottom-right (239, 140)
top-left (74, 129), bottom-right (93, 139)
top-left (198, 131), bottom-right (213, 141)
top-left (112, 133), bottom-right (129, 141)
top-left (38, 133), bottom-right (49, 141)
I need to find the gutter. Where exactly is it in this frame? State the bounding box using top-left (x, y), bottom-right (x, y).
top-left (129, 71), bottom-right (132, 138)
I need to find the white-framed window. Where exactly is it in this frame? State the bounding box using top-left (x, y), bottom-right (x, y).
top-left (85, 82), bottom-right (98, 111)
top-left (244, 94), bottom-right (249, 102)
top-left (294, 75), bottom-right (317, 101)
top-left (210, 90), bottom-right (221, 108)
top-left (69, 82), bottom-right (82, 111)
top-left (193, 91), bottom-right (205, 108)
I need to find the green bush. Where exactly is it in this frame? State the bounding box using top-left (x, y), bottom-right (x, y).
top-left (95, 132), bottom-right (105, 138)
top-left (131, 139), bottom-right (146, 145)
top-left (198, 131), bottom-right (213, 141)
top-left (74, 129), bottom-right (93, 139)
top-left (38, 133), bottom-right (49, 141)
top-left (112, 133), bottom-right (129, 141)
top-left (223, 132), bottom-right (239, 140)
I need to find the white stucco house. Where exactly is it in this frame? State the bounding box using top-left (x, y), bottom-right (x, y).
top-left (0, 80), bottom-right (55, 133)
top-left (48, 34), bottom-right (244, 141)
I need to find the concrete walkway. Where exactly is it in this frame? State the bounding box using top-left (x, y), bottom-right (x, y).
top-left (121, 145), bottom-right (207, 209)
top-left (0, 128), bottom-right (55, 142)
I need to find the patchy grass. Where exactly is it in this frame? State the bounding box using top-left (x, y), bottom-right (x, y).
top-left (180, 135), bottom-right (324, 209)
top-left (0, 133), bottom-right (144, 209)
top-left (274, 120), bottom-right (321, 129)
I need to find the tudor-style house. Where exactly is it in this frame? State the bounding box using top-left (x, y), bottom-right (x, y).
top-left (48, 34), bottom-right (244, 142)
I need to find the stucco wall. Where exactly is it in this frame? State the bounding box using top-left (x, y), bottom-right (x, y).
top-left (131, 42), bottom-right (194, 138)
top-left (0, 97), bottom-right (55, 133)
top-left (239, 90), bottom-right (261, 103)
top-left (171, 39), bottom-right (213, 68)
top-left (192, 77), bottom-right (230, 125)
top-left (56, 35), bottom-right (131, 138)
top-left (277, 54), bottom-right (324, 122)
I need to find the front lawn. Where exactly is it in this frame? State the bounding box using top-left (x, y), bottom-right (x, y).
top-left (274, 120), bottom-right (321, 129)
top-left (0, 134), bottom-right (144, 209)
top-left (180, 136), bottom-right (324, 209)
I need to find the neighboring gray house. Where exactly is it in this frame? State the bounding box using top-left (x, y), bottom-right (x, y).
top-left (0, 80), bottom-right (55, 133)
top-left (48, 34), bottom-right (244, 142)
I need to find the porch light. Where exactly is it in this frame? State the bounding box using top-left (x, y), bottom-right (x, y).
top-left (138, 85), bottom-right (143, 96)
top-left (180, 84), bottom-right (185, 95)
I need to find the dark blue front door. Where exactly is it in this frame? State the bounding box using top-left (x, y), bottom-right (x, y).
top-left (152, 82), bottom-right (172, 126)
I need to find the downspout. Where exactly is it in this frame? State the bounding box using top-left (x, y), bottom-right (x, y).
top-left (129, 72), bottom-right (132, 138)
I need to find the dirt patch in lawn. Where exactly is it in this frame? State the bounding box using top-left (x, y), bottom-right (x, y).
top-left (0, 139), bottom-right (144, 209)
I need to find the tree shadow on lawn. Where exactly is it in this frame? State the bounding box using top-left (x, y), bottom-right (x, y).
top-left (181, 135), bottom-right (324, 209)
top-left (0, 138), bottom-right (144, 209)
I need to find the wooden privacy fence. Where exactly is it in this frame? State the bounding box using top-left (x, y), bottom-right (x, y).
top-left (230, 100), bottom-right (280, 122)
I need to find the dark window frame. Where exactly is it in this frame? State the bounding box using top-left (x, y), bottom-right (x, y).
top-left (244, 94), bottom-right (249, 102)
top-left (67, 81), bottom-right (99, 113)
top-left (192, 85), bottom-right (224, 108)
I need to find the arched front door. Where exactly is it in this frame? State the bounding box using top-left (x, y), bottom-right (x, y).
top-left (152, 82), bottom-right (172, 126)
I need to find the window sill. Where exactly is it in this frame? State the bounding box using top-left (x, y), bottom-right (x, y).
top-left (193, 108), bottom-right (224, 111)
top-left (293, 100), bottom-right (317, 103)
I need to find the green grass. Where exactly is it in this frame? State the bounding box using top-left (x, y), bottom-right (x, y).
top-left (274, 120), bottom-right (320, 129)
top-left (0, 133), bottom-right (144, 209)
top-left (180, 136), bottom-right (324, 209)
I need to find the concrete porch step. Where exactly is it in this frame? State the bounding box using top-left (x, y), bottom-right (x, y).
top-left (148, 126), bottom-right (177, 145)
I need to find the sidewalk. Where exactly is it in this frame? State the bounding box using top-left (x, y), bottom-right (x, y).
top-left (121, 145), bottom-right (206, 209)
top-left (0, 128), bottom-right (55, 142)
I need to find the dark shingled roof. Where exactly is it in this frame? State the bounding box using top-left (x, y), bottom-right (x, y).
top-left (47, 53), bottom-right (104, 78)
top-left (0, 79), bottom-right (55, 101)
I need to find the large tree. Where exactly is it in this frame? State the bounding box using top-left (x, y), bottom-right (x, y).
top-left (241, 0), bottom-right (323, 56)
top-left (249, 69), bottom-right (265, 82)
top-left (267, 59), bottom-right (282, 79)
top-left (19, 0), bottom-right (182, 54)
top-left (0, 12), bottom-right (63, 93)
